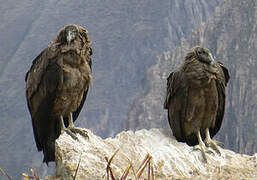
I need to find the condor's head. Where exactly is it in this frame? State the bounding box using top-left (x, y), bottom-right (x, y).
top-left (194, 46), bottom-right (215, 65)
top-left (58, 24), bottom-right (79, 45)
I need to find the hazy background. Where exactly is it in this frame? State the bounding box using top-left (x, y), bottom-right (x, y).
top-left (1, 0), bottom-right (257, 179)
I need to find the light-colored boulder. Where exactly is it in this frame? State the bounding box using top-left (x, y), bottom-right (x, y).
top-left (49, 128), bottom-right (257, 179)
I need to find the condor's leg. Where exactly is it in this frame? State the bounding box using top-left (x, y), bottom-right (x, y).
top-left (204, 128), bottom-right (221, 155)
top-left (60, 115), bottom-right (79, 140)
top-left (193, 131), bottom-right (208, 163)
top-left (67, 112), bottom-right (88, 138)
top-left (60, 115), bottom-right (65, 130)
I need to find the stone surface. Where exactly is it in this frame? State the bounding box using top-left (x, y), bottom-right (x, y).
top-left (50, 128), bottom-right (257, 179)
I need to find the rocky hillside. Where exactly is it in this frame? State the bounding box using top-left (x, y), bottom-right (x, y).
top-left (38, 128), bottom-right (257, 179)
top-left (124, 0), bottom-right (257, 155)
top-left (0, 0), bottom-right (223, 179)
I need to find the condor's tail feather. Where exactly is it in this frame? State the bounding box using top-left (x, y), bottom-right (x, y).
top-left (34, 116), bottom-right (61, 164)
top-left (31, 98), bottom-right (62, 164)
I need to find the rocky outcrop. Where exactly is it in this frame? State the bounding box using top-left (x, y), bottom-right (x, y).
top-left (124, 0), bottom-right (257, 155)
top-left (44, 128), bottom-right (257, 179)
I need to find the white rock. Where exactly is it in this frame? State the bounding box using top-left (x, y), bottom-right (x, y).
top-left (52, 128), bottom-right (257, 179)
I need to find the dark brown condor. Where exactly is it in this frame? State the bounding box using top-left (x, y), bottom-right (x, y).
top-left (164, 46), bottom-right (229, 162)
top-left (25, 24), bottom-right (93, 164)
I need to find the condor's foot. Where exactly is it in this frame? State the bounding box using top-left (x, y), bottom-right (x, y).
top-left (61, 128), bottom-right (79, 140)
top-left (61, 127), bottom-right (89, 140)
top-left (68, 126), bottom-right (89, 139)
top-left (204, 138), bottom-right (221, 155)
top-left (193, 143), bottom-right (208, 163)
top-left (192, 131), bottom-right (212, 163)
top-left (204, 128), bottom-right (221, 155)
top-left (60, 114), bottom-right (89, 140)
top-left (210, 139), bottom-right (224, 147)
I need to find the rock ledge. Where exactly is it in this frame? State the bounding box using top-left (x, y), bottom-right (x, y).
top-left (46, 128), bottom-right (257, 179)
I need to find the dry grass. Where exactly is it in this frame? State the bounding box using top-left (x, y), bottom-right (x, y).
top-left (3, 150), bottom-right (257, 180)
top-left (104, 150), bottom-right (154, 180)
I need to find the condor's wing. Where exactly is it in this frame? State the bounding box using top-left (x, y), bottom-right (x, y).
top-left (25, 46), bottom-right (61, 155)
top-left (210, 62), bottom-right (230, 138)
top-left (164, 70), bottom-right (188, 142)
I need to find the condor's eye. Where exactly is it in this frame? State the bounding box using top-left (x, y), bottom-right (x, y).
top-left (198, 50), bottom-right (203, 55)
top-left (201, 51), bottom-right (208, 56)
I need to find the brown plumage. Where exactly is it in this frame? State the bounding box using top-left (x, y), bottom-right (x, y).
top-left (164, 46), bottom-right (229, 161)
top-left (25, 24), bottom-right (93, 164)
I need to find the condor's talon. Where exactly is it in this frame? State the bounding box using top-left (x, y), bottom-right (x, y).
top-left (206, 141), bottom-right (221, 155)
top-left (194, 131), bottom-right (208, 163)
top-left (204, 129), bottom-right (221, 155)
top-left (193, 145), bottom-right (208, 163)
top-left (213, 140), bottom-right (224, 147)
top-left (63, 128), bottom-right (79, 140)
top-left (66, 112), bottom-right (89, 139)
top-left (193, 145), bottom-right (214, 154)
top-left (60, 114), bottom-right (87, 140)
top-left (69, 127), bottom-right (89, 139)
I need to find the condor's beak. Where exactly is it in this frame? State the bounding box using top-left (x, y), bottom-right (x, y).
top-left (67, 30), bottom-right (73, 45)
top-left (209, 53), bottom-right (215, 65)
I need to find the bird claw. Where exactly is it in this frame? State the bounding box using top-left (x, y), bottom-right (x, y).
top-left (61, 128), bottom-right (79, 140)
top-left (193, 145), bottom-right (215, 155)
top-left (213, 140), bottom-right (224, 147)
top-left (204, 139), bottom-right (221, 155)
top-left (61, 127), bottom-right (89, 141)
top-left (193, 145), bottom-right (208, 163)
top-left (193, 145), bottom-right (201, 151)
top-left (68, 127), bottom-right (89, 139)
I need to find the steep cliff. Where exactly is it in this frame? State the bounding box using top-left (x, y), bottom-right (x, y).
top-left (0, 1), bottom-right (223, 179)
top-left (124, 0), bottom-right (257, 155)
top-left (39, 128), bottom-right (257, 179)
